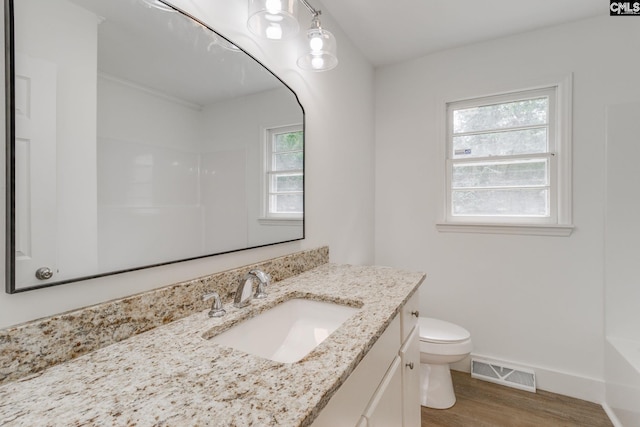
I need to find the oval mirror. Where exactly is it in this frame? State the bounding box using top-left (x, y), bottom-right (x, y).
top-left (5, 0), bottom-right (304, 292)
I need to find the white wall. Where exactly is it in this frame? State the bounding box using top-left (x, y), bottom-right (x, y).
top-left (0, 0), bottom-right (375, 328)
top-left (604, 102), bottom-right (640, 425)
top-left (375, 15), bottom-right (640, 403)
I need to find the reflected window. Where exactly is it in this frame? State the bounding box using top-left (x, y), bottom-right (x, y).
top-left (265, 125), bottom-right (303, 219)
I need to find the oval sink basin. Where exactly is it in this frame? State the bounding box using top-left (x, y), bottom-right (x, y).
top-left (209, 298), bottom-right (359, 363)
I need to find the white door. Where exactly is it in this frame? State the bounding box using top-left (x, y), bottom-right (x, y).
top-left (14, 54), bottom-right (58, 287)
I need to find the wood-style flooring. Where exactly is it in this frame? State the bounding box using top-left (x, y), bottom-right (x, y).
top-left (421, 370), bottom-right (613, 427)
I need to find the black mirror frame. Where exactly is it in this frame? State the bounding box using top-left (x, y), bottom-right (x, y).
top-left (5, 0), bottom-right (16, 294)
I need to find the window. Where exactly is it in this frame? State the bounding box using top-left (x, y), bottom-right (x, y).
top-left (263, 125), bottom-right (303, 221)
top-left (440, 83), bottom-right (573, 236)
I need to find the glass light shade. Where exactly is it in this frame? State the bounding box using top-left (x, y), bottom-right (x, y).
top-left (297, 26), bottom-right (338, 72)
top-left (247, 0), bottom-right (299, 40)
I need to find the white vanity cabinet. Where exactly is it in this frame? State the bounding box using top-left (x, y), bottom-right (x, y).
top-left (400, 291), bottom-right (421, 427)
top-left (400, 326), bottom-right (421, 426)
top-left (312, 289), bottom-right (422, 427)
top-left (361, 356), bottom-right (403, 426)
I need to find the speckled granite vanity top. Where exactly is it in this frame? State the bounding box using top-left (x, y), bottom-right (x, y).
top-left (0, 264), bottom-right (424, 426)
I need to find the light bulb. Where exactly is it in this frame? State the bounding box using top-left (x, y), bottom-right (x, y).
top-left (311, 56), bottom-right (325, 70)
top-left (266, 23), bottom-right (283, 40)
top-left (309, 35), bottom-right (323, 52)
top-left (265, 0), bottom-right (282, 14)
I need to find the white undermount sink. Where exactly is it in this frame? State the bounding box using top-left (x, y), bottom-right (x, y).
top-left (209, 298), bottom-right (359, 363)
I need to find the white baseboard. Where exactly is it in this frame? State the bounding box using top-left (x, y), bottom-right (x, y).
top-left (602, 403), bottom-right (625, 427)
top-left (534, 364), bottom-right (604, 404)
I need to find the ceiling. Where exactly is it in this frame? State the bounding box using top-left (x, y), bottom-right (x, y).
top-left (319, 0), bottom-right (604, 67)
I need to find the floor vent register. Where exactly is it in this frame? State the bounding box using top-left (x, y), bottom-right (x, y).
top-left (471, 357), bottom-right (536, 393)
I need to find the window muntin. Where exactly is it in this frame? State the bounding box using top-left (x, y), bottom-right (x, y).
top-left (265, 125), bottom-right (303, 218)
top-left (447, 88), bottom-right (558, 223)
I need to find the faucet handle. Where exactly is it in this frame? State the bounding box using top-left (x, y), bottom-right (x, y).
top-left (202, 292), bottom-right (226, 318)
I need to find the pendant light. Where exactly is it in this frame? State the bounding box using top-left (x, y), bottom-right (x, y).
top-left (247, 0), bottom-right (338, 71)
top-left (247, 0), bottom-right (300, 40)
top-left (296, 11), bottom-right (338, 72)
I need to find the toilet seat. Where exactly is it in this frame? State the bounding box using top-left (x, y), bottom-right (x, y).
top-left (419, 317), bottom-right (470, 344)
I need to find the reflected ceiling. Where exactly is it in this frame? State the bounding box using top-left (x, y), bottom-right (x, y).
top-left (70, 0), bottom-right (280, 105)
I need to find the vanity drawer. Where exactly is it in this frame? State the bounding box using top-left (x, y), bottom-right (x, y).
top-left (400, 290), bottom-right (420, 343)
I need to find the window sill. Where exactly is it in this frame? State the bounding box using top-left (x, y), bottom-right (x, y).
top-left (258, 218), bottom-right (303, 226)
top-left (436, 222), bottom-right (574, 237)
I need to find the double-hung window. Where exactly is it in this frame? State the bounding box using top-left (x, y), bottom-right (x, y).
top-left (442, 84), bottom-right (572, 235)
top-left (263, 125), bottom-right (304, 221)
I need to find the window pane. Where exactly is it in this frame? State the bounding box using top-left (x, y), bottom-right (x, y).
top-left (275, 131), bottom-right (303, 152)
top-left (273, 174), bottom-right (303, 192)
top-left (452, 159), bottom-right (548, 189)
top-left (453, 97), bottom-right (548, 134)
top-left (452, 128), bottom-right (547, 158)
top-left (273, 194), bottom-right (303, 213)
top-left (452, 188), bottom-right (549, 216)
top-left (275, 152), bottom-right (303, 171)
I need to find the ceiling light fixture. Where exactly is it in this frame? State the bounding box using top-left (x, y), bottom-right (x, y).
top-left (296, 8), bottom-right (337, 72)
top-left (247, 0), bottom-right (300, 40)
top-left (247, 0), bottom-right (338, 72)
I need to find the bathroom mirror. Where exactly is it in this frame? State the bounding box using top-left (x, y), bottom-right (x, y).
top-left (5, 0), bottom-right (305, 292)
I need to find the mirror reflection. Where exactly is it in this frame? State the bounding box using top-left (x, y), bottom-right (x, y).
top-left (7, 0), bottom-right (304, 292)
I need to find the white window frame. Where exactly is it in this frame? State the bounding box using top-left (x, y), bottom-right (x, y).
top-left (437, 76), bottom-right (574, 237)
top-left (259, 124), bottom-right (303, 225)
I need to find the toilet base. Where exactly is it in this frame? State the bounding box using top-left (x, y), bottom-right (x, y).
top-left (420, 363), bottom-right (456, 409)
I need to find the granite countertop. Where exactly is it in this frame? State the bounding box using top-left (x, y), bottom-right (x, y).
top-left (0, 264), bottom-right (425, 427)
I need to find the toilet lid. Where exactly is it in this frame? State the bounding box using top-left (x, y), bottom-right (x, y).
top-left (419, 317), bottom-right (471, 344)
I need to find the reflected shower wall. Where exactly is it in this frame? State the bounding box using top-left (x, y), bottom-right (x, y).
top-left (96, 75), bottom-right (248, 271)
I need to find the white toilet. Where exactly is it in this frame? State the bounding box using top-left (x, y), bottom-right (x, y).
top-left (418, 317), bottom-right (472, 409)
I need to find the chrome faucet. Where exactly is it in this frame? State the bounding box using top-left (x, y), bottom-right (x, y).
top-left (233, 269), bottom-right (271, 308)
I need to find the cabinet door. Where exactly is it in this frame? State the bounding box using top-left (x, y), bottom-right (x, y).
top-left (400, 326), bottom-right (421, 427)
top-left (363, 356), bottom-right (403, 427)
top-left (311, 317), bottom-right (401, 427)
